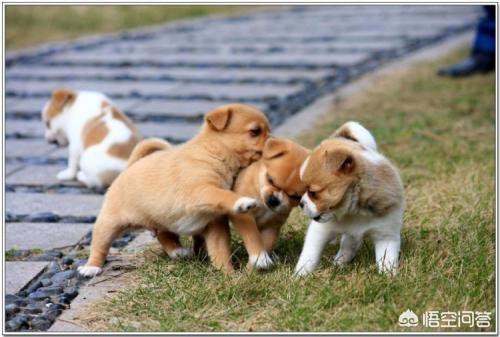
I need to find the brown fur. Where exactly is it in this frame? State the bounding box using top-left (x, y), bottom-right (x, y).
top-left (82, 113), bottom-right (108, 149)
top-left (44, 88), bottom-right (76, 120)
top-left (204, 137), bottom-right (310, 270)
top-left (127, 138), bottom-right (172, 167)
top-left (83, 104), bottom-right (270, 273)
top-left (301, 137), bottom-right (403, 218)
top-left (106, 106), bottom-right (142, 159)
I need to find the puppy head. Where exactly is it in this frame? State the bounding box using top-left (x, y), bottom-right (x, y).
top-left (259, 138), bottom-right (310, 214)
top-left (41, 88), bottom-right (76, 147)
top-left (299, 138), bottom-right (363, 222)
top-left (204, 104), bottom-right (270, 167)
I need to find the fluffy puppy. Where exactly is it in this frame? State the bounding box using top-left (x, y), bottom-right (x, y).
top-left (200, 138), bottom-right (310, 271)
top-left (78, 104), bottom-right (270, 277)
top-left (294, 121), bottom-right (404, 276)
top-left (41, 89), bottom-right (141, 188)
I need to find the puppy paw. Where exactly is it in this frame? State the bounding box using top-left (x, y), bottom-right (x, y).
top-left (77, 265), bottom-right (102, 278)
top-left (57, 169), bottom-right (76, 181)
top-left (248, 251), bottom-right (274, 270)
top-left (168, 247), bottom-right (194, 260)
top-left (233, 197), bottom-right (258, 213)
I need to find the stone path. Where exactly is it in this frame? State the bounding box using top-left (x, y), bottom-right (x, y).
top-left (4, 5), bottom-right (480, 331)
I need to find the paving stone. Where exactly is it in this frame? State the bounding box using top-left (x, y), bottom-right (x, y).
top-left (6, 163), bottom-right (25, 176)
top-left (6, 140), bottom-right (58, 158)
top-left (6, 119), bottom-right (45, 138)
top-left (5, 262), bottom-right (48, 294)
top-left (6, 223), bottom-right (92, 250)
top-left (6, 164), bottom-right (74, 186)
top-left (6, 193), bottom-right (103, 218)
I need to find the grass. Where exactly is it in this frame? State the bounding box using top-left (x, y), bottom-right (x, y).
top-left (5, 5), bottom-right (262, 50)
top-left (78, 48), bottom-right (495, 332)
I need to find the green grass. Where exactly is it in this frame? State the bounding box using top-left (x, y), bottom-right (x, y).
top-left (5, 5), bottom-right (262, 50)
top-left (79, 48), bottom-right (495, 332)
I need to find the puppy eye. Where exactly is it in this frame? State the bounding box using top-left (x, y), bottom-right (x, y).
top-left (308, 190), bottom-right (317, 199)
top-left (249, 127), bottom-right (262, 137)
top-left (267, 174), bottom-right (275, 186)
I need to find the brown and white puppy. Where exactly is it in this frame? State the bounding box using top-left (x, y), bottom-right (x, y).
top-left (201, 138), bottom-right (310, 271)
top-left (41, 89), bottom-right (141, 188)
top-left (294, 121), bottom-right (404, 276)
top-left (78, 104), bottom-right (270, 277)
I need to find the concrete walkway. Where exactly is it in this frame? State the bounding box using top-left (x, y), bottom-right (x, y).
top-left (4, 5), bottom-right (480, 331)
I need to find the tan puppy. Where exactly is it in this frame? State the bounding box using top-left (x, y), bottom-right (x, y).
top-left (294, 121), bottom-right (404, 276)
top-left (78, 104), bottom-right (270, 277)
top-left (195, 138), bottom-right (310, 271)
top-left (41, 89), bottom-right (141, 187)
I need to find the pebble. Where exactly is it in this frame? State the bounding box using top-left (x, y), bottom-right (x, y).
top-left (37, 286), bottom-right (63, 295)
top-left (47, 303), bottom-right (65, 311)
top-left (47, 261), bottom-right (61, 273)
top-left (29, 254), bottom-right (58, 262)
top-left (25, 212), bottom-right (60, 222)
top-left (24, 303), bottom-right (42, 315)
top-left (6, 303), bottom-right (20, 317)
top-left (46, 251), bottom-right (63, 258)
top-left (64, 287), bottom-right (79, 300)
top-left (62, 256), bottom-right (74, 266)
top-left (56, 294), bottom-right (72, 305)
top-left (28, 291), bottom-right (50, 301)
top-left (5, 294), bottom-right (20, 305)
top-left (40, 279), bottom-right (53, 287)
top-left (25, 280), bottom-right (42, 293)
top-left (41, 309), bottom-right (62, 322)
top-left (14, 298), bottom-right (28, 307)
top-left (31, 317), bottom-right (52, 330)
top-left (51, 270), bottom-right (76, 284)
top-left (7, 314), bottom-right (29, 330)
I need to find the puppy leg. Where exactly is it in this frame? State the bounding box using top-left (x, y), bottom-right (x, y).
top-left (195, 186), bottom-right (258, 215)
top-left (202, 218), bottom-right (234, 273)
top-left (157, 231), bottom-right (193, 260)
top-left (373, 235), bottom-right (400, 274)
top-left (260, 227), bottom-right (281, 253)
top-left (333, 234), bottom-right (362, 266)
top-left (294, 220), bottom-right (334, 277)
top-left (57, 145), bottom-right (81, 180)
top-left (230, 214), bottom-right (273, 270)
top-left (78, 211), bottom-right (125, 277)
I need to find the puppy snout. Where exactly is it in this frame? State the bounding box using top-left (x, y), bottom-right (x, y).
top-left (299, 200), bottom-right (305, 209)
top-left (266, 195), bottom-right (280, 208)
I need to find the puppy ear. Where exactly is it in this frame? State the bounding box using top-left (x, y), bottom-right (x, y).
top-left (51, 88), bottom-right (76, 111)
top-left (263, 138), bottom-right (287, 159)
top-left (324, 149), bottom-right (355, 175)
top-left (205, 106), bottom-right (232, 131)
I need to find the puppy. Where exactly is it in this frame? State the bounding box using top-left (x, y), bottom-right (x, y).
top-left (204, 138), bottom-right (310, 271)
top-left (294, 121), bottom-right (404, 276)
top-left (78, 104), bottom-right (270, 277)
top-left (41, 89), bottom-right (142, 188)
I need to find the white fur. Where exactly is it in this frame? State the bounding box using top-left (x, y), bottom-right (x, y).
top-left (77, 265), bottom-right (102, 278)
top-left (171, 214), bottom-right (215, 236)
top-left (300, 193), bottom-right (319, 219)
top-left (299, 156), bottom-right (310, 180)
top-left (233, 197), bottom-right (258, 213)
top-left (249, 251), bottom-right (274, 270)
top-left (295, 207), bottom-right (403, 276)
top-left (42, 91), bottom-right (136, 188)
top-left (343, 121), bottom-right (377, 151)
top-left (168, 247), bottom-right (194, 259)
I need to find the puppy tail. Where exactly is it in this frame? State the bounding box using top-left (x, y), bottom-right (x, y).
top-left (333, 121), bottom-right (377, 151)
top-left (127, 138), bottom-right (172, 167)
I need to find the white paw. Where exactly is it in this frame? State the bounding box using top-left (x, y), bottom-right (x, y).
top-left (233, 197), bottom-right (258, 213)
top-left (169, 247), bottom-right (194, 260)
top-left (77, 265), bottom-right (102, 278)
top-left (293, 262), bottom-right (315, 277)
top-left (249, 251), bottom-right (274, 270)
top-left (57, 168), bottom-right (76, 181)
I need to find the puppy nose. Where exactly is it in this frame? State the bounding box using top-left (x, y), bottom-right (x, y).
top-left (266, 195), bottom-right (280, 208)
top-left (299, 200), bottom-right (304, 209)
top-left (313, 215), bottom-right (321, 221)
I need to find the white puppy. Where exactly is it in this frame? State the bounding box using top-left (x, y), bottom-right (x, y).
top-left (41, 89), bottom-right (142, 188)
top-left (294, 121), bottom-right (404, 276)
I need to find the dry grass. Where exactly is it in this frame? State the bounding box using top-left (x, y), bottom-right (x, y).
top-left (5, 5), bottom-right (263, 50)
top-left (77, 48), bottom-right (495, 332)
